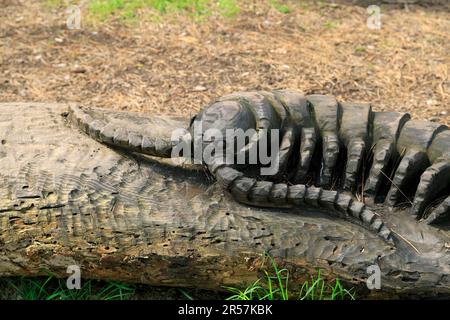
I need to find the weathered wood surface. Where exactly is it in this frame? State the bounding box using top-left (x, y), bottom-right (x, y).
top-left (0, 103), bottom-right (448, 298)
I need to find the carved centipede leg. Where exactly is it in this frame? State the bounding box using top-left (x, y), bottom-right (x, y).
top-left (364, 112), bottom-right (410, 201)
top-left (412, 130), bottom-right (450, 218)
top-left (338, 102), bottom-right (372, 191)
top-left (273, 90), bottom-right (318, 183)
top-left (385, 148), bottom-right (429, 206)
top-left (273, 126), bottom-right (296, 180)
top-left (385, 120), bottom-right (447, 207)
top-left (424, 195), bottom-right (450, 225)
top-left (295, 127), bottom-right (317, 182)
top-left (412, 161), bottom-right (450, 218)
top-left (306, 94), bottom-right (340, 187)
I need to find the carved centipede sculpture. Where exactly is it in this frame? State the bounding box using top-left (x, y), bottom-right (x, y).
top-left (0, 90), bottom-right (449, 298)
top-left (72, 90), bottom-right (450, 240)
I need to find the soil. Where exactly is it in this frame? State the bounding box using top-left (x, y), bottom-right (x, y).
top-left (0, 1), bottom-right (448, 125)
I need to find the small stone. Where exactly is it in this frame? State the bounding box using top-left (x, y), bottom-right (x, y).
top-left (441, 111), bottom-right (447, 116)
top-left (72, 65), bottom-right (87, 73)
top-left (55, 38), bottom-right (64, 43)
top-left (193, 85), bottom-right (207, 92)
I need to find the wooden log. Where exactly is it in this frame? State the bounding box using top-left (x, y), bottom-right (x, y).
top-left (0, 103), bottom-right (448, 298)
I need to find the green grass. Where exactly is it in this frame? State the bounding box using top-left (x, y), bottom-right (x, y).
top-left (217, 0), bottom-right (240, 18)
top-left (224, 253), bottom-right (355, 300)
top-left (88, 0), bottom-right (147, 21)
top-left (85, 0), bottom-right (240, 21)
top-left (298, 271), bottom-right (355, 300)
top-left (355, 45), bottom-right (366, 53)
top-left (323, 21), bottom-right (338, 29)
top-left (178, 288), bottom-right (195, 300)
top-left (45, 0), bottom-right (311, 23)
top-left (0, 255), bottom-right (354, 300)
top-left (2, 275), bottom-right (134, 300)
top-left (270, 0), bottom-right (292, 14)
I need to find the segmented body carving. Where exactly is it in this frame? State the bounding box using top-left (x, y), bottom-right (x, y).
top-left (70, 90), bottom-right (450, 246)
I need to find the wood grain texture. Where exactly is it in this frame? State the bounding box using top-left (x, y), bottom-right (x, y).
top-left (0, 103), bottom-right (449, 298)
